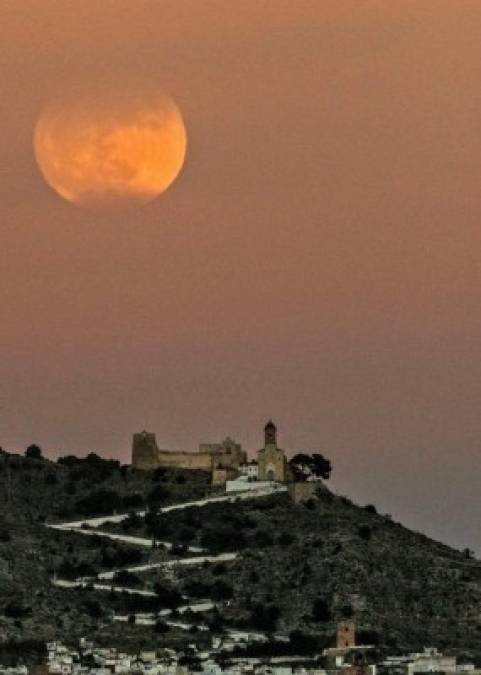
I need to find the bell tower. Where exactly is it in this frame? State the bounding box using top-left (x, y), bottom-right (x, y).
top-left (264, 420), bottom-right (277, 447)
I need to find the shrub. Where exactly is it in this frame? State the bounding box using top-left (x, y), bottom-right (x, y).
top-left (75, 489), bottom-right (121, 516)
top-left (82, 600), bottom-right (103, 619)
top-left (251, 530), bottom-right (274, 548)
top-left (364, 504), bottom-right (377, 514)
top-left (25, 445), bottom-right (42, 460)
top-left (179, 527), bottom-right (196, 543)
top-left (121, 494), bottom-right (144, 509)
top-left (58, 560), bottom-right (97, 579)
top-left (249, 604), bottom-right (280, 632)
top-left (113, 570), bottom-right (141, 586)
top-left (278, 532), bottom-right (296, 546)
top-left (358, 525), bottom-right (372, 541)
top-left (154, 620), bottom-right (170, 633)
top-left (170, 543), bottom-right (188, 556)
top-left (153, 583), bottom-right (183, 608)
top-left (44, 472), bottom-right (57, 485)
top-left (212, 580), bottom-right (233, 600)
top-left (288, 630), bottom-right (318, 654)
top-left (200, 527), bottom-right (245, 553)
top-left (211, 563), bottom-right (226, 576)
top-left (0, 528), bottom-right (11, 543)
top-left (145, 512), bottom-right (172, 539)
top-left (152, 467), bottom-right (167, 482)
top-left (312, 598), bottom-right (331, 622)
top-left (183, 581), bottom-right (211, 598)
top-left (147, 485), bottom-right (170, 508)
top-left (341, 603), bottom-right (354, 619)
top-left (4, 601), bottom-right (31, 619)
top-left (100, 546), bottom-right (142, 568)
top-left (121, 512), bottom-right (143, 532)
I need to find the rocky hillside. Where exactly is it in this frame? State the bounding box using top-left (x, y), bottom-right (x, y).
top-left (0, 448), bottom-right (480, 662)
top-left (162, 489), bottom-right (481, 651)
top-left (0, 449), bottom-right (211, 662)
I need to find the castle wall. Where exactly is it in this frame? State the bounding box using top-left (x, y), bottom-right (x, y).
top-left (199, 439), bottom-right (247, 469)
top-left (132, 431), bottom-right (213, 472)
top-left (154, 450), bottom-right (213, 471)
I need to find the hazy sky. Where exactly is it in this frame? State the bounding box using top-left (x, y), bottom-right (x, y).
top-left (2, 1), bottom-right (481, 552)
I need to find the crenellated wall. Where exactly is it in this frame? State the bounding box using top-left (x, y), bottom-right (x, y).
top-left (132, 431), bottom-right (213, 471)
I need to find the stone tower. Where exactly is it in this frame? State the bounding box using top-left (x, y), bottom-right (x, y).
top-left (264, 420), bottom-right (277, 447)
top-left (336, 621), bottom-right (356, 649)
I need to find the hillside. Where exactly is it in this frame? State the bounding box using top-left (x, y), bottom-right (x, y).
top-left (0, 448), bottom-right (480, 663)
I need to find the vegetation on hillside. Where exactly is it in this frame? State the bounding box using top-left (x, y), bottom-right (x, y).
top-left (0, 446), bottom-right (480, 662)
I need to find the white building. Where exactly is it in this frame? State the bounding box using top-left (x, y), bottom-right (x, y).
top-left (239, 460), bottom-right (259, 480)
top-left (384, 649), bottom-right (462, 675)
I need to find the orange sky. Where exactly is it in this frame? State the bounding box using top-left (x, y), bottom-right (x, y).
top-left (2, 1), bottom-right (481, 552)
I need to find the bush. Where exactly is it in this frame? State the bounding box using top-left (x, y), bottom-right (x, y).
top-left (25, 445), bottom-right (42, 460)
top-left (152, 467), bottom-right (167, 482)
top-left (62, 453), bottom-right (120, 483)
top-left (58, 560), bottom-right (98, 579)
top-left (75, 489), bottom-right (121, 516)
top-left (278, 532), bottom-right (296, 546)
top-left (44, 472), bottom-right (57, 485)
top-left (101, 546), bottom-right (142, 568)
top-left (211, 563), bottom-right (226, 576)
top-left (249, 604), bottom-right (280, 632)
top-left (154, 620), bottom-right (170, 633)
top-left (200, 527), bottom-right (245, 553)
top-left (153, 583), bottom-right (183, 608)
top-left (121, 512), bottom-right (143, 532)
top-left (113, 570), bottom-right (141, 586)
top-left (251, 530), bottom-right (274, 548)
top-left (312, 597), bottom-right (331, 622)
top-left (183, 580), bottom-right (211, 599)
top-left (121, 494), bottom-right (144, 509)
top-left (364, 504), bottom-right (377, 514)
top-left (179, 527), bottom-right (196, 543)
top-left (82, 600), bottom-right (103, 619)
top-left (147, 485), bottom-right (170, 508)
top-left (0, 528), bottom-right (11, 543)
top-left (145, 512), bottom-right (172, 539)
top-left (212, 580), bottom-right (233, 600)
top-left (341, 603), bottom-right (354, 619)
top-left (357, 629), bottom-right (380, 645)
top-left (170, 543), bottom-right (188, 556)
top-left (4, 601), bottom-right (31, 619)
top-left (358, 525), bottom-right (372, 541)
top-left (288, 630), bottom-right (318, 654)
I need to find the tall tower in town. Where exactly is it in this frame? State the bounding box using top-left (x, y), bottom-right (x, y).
top-left (264, 420), bottom-right (277, 447)
top-left (337, 621), bottom-right (356, 648)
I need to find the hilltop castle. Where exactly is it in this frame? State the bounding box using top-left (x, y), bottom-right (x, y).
top-left (132, 431), bottom-right (246, 473)
top-left (131, 420), bottom-right (288, 484)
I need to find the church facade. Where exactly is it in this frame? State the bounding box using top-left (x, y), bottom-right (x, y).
top-left (257, 420), bottom-right (288, 482)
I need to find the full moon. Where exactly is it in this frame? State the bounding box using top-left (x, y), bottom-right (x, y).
top-left (33, 89), bottom-right (187, 207)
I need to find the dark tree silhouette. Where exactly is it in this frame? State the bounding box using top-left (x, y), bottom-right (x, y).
top-left (25, 444), bottom-right (42, 460)
top-left (289, 452), bottom-right (332, 481)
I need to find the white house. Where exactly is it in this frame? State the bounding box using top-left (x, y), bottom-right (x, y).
top-left (239, 460), bottom-right (259, 480)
